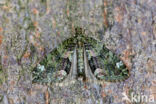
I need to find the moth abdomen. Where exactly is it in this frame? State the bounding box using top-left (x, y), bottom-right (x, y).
top-left (77, 47), bottom-right (85, 78)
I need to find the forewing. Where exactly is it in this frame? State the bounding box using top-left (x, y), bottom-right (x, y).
top-left (85, 36), bottom-right (129, 82)
top-left (32, 37), bottom-right (76, 84)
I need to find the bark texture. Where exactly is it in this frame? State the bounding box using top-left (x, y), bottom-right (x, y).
top-left (0, 0), bottom-right (155, 104)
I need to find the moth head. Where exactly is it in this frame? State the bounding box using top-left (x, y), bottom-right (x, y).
top-left (75, 27), bottom-right (84, 36)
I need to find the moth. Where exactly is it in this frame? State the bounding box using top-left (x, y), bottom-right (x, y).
top-left (32, 27), bottom-right (129, 86)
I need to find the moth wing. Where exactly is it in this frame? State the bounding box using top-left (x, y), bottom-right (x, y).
top-left (32, 37), bottom-right (76, 84)
top-left (84, 37), bottom-right (129, 82)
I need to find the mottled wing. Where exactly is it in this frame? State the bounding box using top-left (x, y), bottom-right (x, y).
top-left (0, 56), bottom-right (6, 85)
top-left (84, 36), bottom-right (129, 82)
top-left (32, 37), bottom-right (76, 84)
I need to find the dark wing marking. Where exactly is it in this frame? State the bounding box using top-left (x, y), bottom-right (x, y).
top-left (84, 36), bottom-right (129, 82)
top-left (0, 56), bottom-right (5, 85)
top-left (32, 37), bottom-right (76, 84)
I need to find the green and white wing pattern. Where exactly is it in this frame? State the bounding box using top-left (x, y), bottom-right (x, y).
top-left (32, 32), bottom-right (130, 85)
top-left (84, 37), bottom-right (129, 82)
top-left (32, 37), bottom-right (76, 84)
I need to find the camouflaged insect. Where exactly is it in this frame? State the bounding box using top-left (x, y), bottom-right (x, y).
top-left (32, 28), bottom-right (129, 86)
